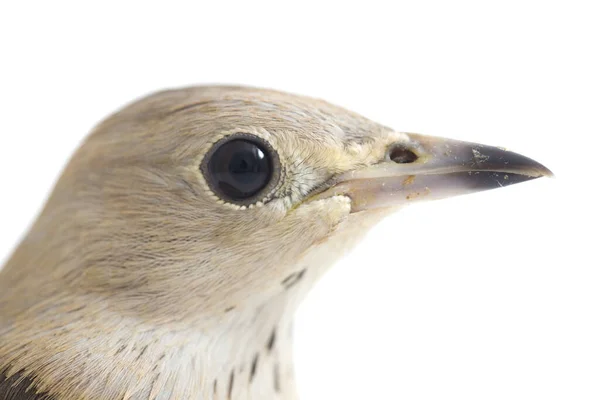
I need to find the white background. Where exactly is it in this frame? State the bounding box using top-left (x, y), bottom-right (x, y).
top-left (0, 1), bottom-right (598, 399)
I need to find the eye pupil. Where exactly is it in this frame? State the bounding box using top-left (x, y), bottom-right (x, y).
top-left (205, 138), bottom-right (274, 202)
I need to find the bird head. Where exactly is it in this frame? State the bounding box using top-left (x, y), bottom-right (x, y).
top-left (4, 86), bottom-right (552, 327)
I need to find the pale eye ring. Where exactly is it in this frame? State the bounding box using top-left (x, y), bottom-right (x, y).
top-left (201, 133), bottom-right (281, 206)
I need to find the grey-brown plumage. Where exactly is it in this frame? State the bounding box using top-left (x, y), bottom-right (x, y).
top-left (0, 371), bottom-right (53, 399)
top-left (0, 86), bottom-right (551, 399)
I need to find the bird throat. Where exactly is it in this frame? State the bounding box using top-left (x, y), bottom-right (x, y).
top-left (1, 205), bottom-right (389, 399)
top-left (0, 291), bottom-right (301, 400)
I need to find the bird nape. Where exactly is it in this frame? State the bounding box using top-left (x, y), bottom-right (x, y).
top-left (0, 86), bottom-right (552, 400)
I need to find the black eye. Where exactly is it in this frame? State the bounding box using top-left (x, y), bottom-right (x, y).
top-left (202, 134), bottom-right (279, 205)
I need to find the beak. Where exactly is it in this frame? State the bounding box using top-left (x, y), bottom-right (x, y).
top-left (311, 133), bottom-right (553, 213)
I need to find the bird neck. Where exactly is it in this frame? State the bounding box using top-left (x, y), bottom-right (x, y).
top-left (0, 289), bottom-right (302, 400)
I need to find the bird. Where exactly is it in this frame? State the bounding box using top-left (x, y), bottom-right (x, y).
top-left (0, 86), bottom-right (552, 400)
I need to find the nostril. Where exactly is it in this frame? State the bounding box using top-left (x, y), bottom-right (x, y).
top-left (388, 146), bottom-right (418, 164)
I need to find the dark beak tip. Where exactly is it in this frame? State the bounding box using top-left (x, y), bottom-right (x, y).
top-left (526, 161), bottom-right (554, 179)
top-left (542, 166), bottom-right (555, 179)
top-left (489, 146), bottom-right (553, 180)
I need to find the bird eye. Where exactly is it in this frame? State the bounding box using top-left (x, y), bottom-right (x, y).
top-left (201, 134), bottom-right (279, 205)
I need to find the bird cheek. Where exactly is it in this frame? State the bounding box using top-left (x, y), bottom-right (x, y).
top-left (291, 195), bottom-right (352, 236)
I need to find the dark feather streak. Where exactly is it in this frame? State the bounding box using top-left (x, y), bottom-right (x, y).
top-left (0, 371), bottom-right (54, 400)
